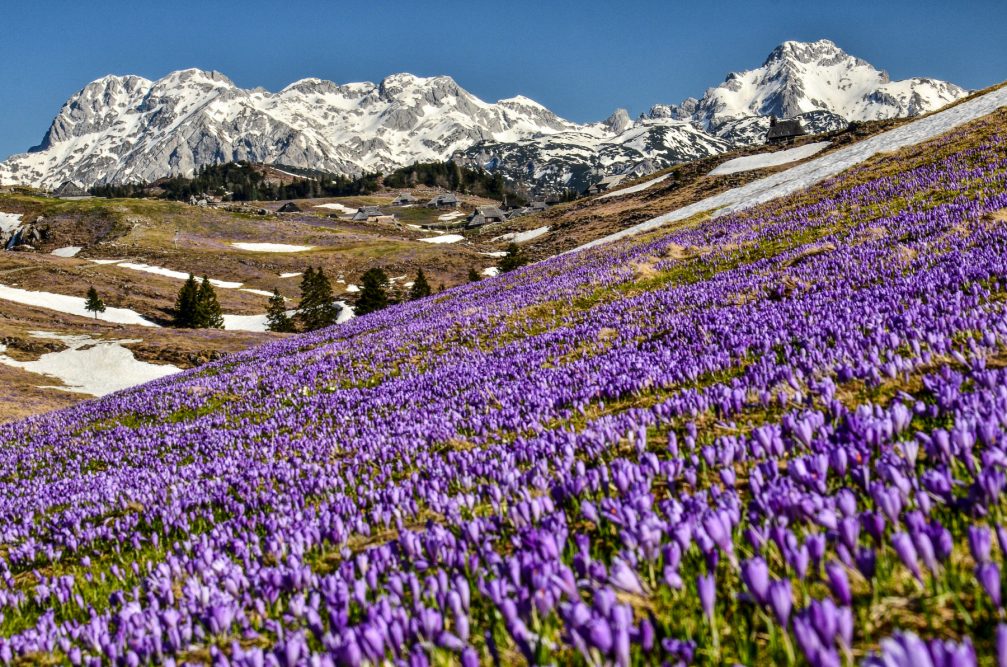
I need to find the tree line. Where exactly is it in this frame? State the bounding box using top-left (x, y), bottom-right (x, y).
top-left (89, 160), bottom-right (525, 203)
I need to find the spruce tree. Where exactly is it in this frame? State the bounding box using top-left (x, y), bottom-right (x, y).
top-left (194, 276), bottom-right (224, 329)
top-left (174, 274), bottom-right (199, 328)
top-left (84, 286), bottom-right (106, 319)
top-left (355, 268), bottom-right (389, 316)
top-left (266, 289), bottom-right (294, 332)
top-left (499, 243), bottom-right (528, 273)
top-left (409, 269), bottom-right (431, 300)
top-left (297, 266), bottom-right (340, 331)
top-left (467, 268), bottom-right (481, 282)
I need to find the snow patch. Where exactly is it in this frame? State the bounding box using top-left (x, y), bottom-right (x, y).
top-left (0, 284), bottom-right (158, 326)
top-left (598, 173), bottom-right (673, 199)
top-left (481, 267), bottom-right (500, 277)
top-left (114, 263), bottom-right (243, 289)
top-left (313, 203), bottom-right (357, 214)
top-left (0, 213), bottom-right (22, 234)
top-left (51, 246), bottom-right (83, 257)
top-left (493, 226), bottom-right (550, 243)
top-left (240, 288), bottom-right (277, 298)
top-left (0, 332), bottom-right (179, 396)
top-left (231, 242), bottom-right (313, 253)
top-left (437, 211), bottom-right (465, 222)
top-left (419, 234), bottom-right (465, 244)
top-left (279, 272), bottom-right (303, 279)
top-left (708, 142), bottom-right (831, 176)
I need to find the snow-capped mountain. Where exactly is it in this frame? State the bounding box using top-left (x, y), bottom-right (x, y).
top-left (0, 39), bottom-right (970, 193)
top-left (463, 39), bottom-right (969, 191)
top-left (663, 39), bottom-right (968, 134)
top-left (0, 69), bottom-right (579, 188)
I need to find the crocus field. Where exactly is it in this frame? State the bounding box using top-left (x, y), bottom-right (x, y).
top-left (4, 108), bottom-right (1007, 666)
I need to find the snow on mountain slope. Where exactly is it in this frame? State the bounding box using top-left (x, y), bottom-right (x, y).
top-left (575, 83), bottom-right (1007, 252)
top-left (0, 70), bottom-right (579, 188)
top-left (0, 40), bottom-right (970, 193)
top-left (464, 40), bottom-right (968, 192)
top-left (684, 39), bottom-right (968, 131)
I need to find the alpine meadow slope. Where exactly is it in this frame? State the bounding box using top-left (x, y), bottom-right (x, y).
top-left (0, 78), bottom-right (1005, 667)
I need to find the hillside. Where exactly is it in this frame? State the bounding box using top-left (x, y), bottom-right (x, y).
top-left (0, 188), bottom-right (516, 416)
top-left (0, 80), bottom-right (1004, 666)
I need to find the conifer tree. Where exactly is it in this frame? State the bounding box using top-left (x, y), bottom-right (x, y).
top-left (297, 266), bottom-right (341, 331)
top-left (355, 268), bottom-right (389, 316)
top-left (499, 243), bottom-right (528, 273)
top-left (266, 289), bottom-right (295, 332)
top-left (195, 276), bottom-right (224, 329)
top-left (409, 269), bottom-right (431, 300)
top-left (467, 268), bottom-right (481, 282)
top-left (84, 286), bottom-right (106, 319)
top-left (174, 274), bottom-right (200, 328)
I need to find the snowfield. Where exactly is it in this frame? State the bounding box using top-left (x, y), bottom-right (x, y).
top-left (50, 246), bottom-right (83, 257)
top-left (576, 85), bottom-right (1007, 252)
top-left (231, 243), bottom-right (314, 253)
top-left (0, 332), bottom-right (179, 396)
top-left (708, 141), bottom-right (831, 176)
top-left (0, 284), bottom-right (158, 326)
top-left (419, 234), bottom-right (465, 244)
top-left (493, 226), bottom-right (550, 243)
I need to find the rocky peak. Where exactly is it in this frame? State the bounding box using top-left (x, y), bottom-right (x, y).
top-left (604, 108), bottom-right (633, 134)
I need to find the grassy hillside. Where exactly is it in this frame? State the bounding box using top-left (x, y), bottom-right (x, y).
top-left (0, 106), bottom-right (1006, 665)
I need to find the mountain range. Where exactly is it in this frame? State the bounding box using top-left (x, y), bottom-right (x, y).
top-left (0, 39), bottom-right (970, 193)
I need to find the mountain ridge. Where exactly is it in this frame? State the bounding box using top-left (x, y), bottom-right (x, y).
top-left (0, 39), bottom-right (971, 191)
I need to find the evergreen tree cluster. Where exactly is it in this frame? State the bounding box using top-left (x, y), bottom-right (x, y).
top-left (174, 275), bottom-right (224, 329)
top-left (91, 160), bottom-right (527, 205)
top-left (92, 162), bottom-right (381, 202)
top-left (383, 161), bottom-right (524, 204)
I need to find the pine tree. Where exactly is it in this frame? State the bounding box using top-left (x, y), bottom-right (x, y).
top-left (355, 268), bottom-right (389, 316)
top-left (297, 266), bottom-right (341, 331)
top-left (499, 243), bottom-right (528, 273)
top-left (84, 286), bottom-right (106, 319)
top-left (409, 269), bottom-right (431, 300)
top-left (194, 276), bottom-right (224, 329)
top-left (266, 289), bottom-right (294, 332)
top-left (467, 268), bottom-right (481, 282)
top-left (174, 274), bottom-right (200, 328)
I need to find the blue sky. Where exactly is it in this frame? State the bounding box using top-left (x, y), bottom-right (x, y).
top-left (1, 0), bottom-right (1004, 160)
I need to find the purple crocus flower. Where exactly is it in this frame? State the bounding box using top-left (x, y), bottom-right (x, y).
top-left (768, 579), bottom-right (792, 627)
top-left (977, 562), bottom-right (1003, 609)
top-left (892, 532), bottom-right (922, 581)
top-left (968, 526), bottom-right (993, 564)
top-left (825, 562), bottom-right (852, 606)
top-left (697, 574), bottom-right (716, 621)
top-left (741, 557), bottom-right (770, 605)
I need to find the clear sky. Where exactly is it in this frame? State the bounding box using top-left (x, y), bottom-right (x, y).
top-left (1, 0), bottom-right (1004, 160)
